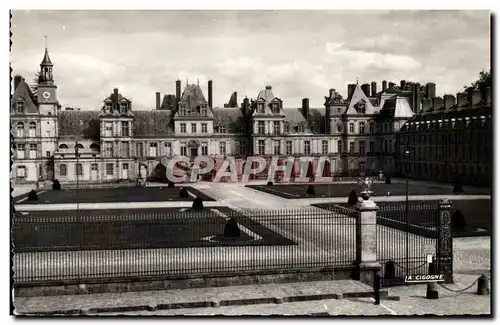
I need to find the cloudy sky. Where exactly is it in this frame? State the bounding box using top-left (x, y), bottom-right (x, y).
top-left (11, 10), bottom-right (490, 110)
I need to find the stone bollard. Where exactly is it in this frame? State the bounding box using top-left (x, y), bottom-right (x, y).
top-left (426, 281), bottom-right (439, 299)
top-left (477, 275), bottom-right (490, 295)
top-left (373, 272), bottom-right (381, 305)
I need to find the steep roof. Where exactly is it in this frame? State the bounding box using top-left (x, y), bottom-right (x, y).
top-left (58, 111), bottom-right (100, 136)
top-left (380, 97), bottom-right (414, 119)
top-left (11, 77), bottom-right (38, 114)
top-left (346, 83), bottom-right (377, 114)
top-left (40, 48), bottom-right (53, 66)
top-left (133, 110), bottom-right (174, 137)
top-left (212, 107), bottom-right (245, 133)
top-left (180, 84), bottom-right (208, 105)
top-left (283, 107), bottom-right (326, 133)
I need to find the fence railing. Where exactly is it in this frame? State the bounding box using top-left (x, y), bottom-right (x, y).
top-left (12, 208), bottom-right (356, 285)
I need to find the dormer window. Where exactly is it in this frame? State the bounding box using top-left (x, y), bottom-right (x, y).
top-left (284, 123), bottom-right (290, 133)
top-left (298, 124), bottom-right (304, 133)
top-left (16, 101), bottom-right (24, 114)
top-left (258, 103), bottom-right (265, 113)
top-left (219, 125), bottom-right (226, 133)
top-left (272, 103), bottom-right (279, 114)
top-left (120, 102), bottom-right (127, 114)
top-left (358, 104), bottom-right (366, 114)
top-left (337, 107), bottom-right (342, 114)
top-left (105, 103), bottom-right (112, 113)
top-left (179, 106), bottom-right (186, 116)
top-left (201, 105), bottom-right (207, 116)
top-left (311, 123), bottom-right (317, 133)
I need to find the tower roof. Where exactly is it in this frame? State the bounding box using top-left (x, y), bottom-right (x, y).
top-left (40, 47), bottom-right (53, 66)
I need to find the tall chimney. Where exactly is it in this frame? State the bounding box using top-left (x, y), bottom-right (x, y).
top-left (485, 86), bottom-right (491, 106)
top-left (456, 92), bottom-right (468, 107)
top-left (156, 92), bottom-right (161, 110)
top-left (329, 89), bottom-right (335, 98)
top-left (400, 80), bottom-right (406, 90)
top-left (443, 94), bottom-right (456, 110)
top-left (426, 82), bottom-right (436, 99)
top-left (176, 80), bottom-right (181, 103)
top-left (471, 89), bottom-right (481, 106)
top-left (414, 82), bottom-right (421, 112)
top-left (208, 80), bottom-right (213, 108)
top-left (347, 84), bottom-right (355, 100)
top-left (388, 81), bottom-right (396, 89)
top-left (302, 97), bottom-right (310, 119)
top-left (113, 88), bottom-right (119, 101)
top-left (432, 97), bottom-right (444, 110)
top-left (422, 98), bottom-right (432, 112)
top-left (371, 81), bottom-right (377, 97)
top-left (382, 80), bottom-right (388, 92)
top-left (361, 83), bottom-right (371, 97)
top-left (14, 75), bottom-right (23, 90)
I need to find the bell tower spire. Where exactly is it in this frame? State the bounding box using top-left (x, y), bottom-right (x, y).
top-left (40, 36), bottom-right (54, 84)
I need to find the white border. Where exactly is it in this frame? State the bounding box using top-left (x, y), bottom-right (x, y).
top-left (3, 1), bottom-right (497, 323)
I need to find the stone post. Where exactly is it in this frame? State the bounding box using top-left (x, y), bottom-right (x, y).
top-left (354, 197), bottom-right (381, 284)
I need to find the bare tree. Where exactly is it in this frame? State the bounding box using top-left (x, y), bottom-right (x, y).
top-left (30, 72), bottom-right (41, 97)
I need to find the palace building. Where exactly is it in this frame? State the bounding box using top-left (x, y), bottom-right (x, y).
top-left (11, 46), bottom-right (488, 186)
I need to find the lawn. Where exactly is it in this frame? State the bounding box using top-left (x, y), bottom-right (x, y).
top-left (247, 182), bottom-right (491, 199)
top-left (12, 207), bottom-right (296, 252)
top-left (15, 186), bottom-right (215, 204)
top-left (313, 199), bottom-right (491, 238)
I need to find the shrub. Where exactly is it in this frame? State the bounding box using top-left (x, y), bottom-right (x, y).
top-left (52, 179), bottom-right (61, 190)
top-left (306, 185), bottom-right (315, 196)
top-left (27, 190), bottom-right (38, 201)
top-left (179, 187), bottom-right (189, 198)
top-left (348, 190), bottom-right (358, 205)
top-left (192, 196), bottom-right (204, 210)
top-left (452, 210), bottom-right (466, 230)
top-left (385, 176), bottom-right (391, 184)
top-left (267, 181), bottom-right (273, 186)
top-left (223, 218), bottom-right (241, 238)
top-left (453, 180), bottom-right (463, 193)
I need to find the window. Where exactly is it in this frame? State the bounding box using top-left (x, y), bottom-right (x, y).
top-left (359, 141), bottom-right (365, 155)
top-left (75, 143), bottom-right (84, 151)
top-left (136, 143), bottom-right (143, 157)
top-left (121, 142), bottom-right (129, 157)
top-left (219, 141), bottom-right (226, 156)
top-left (369, 123), bottom-right (374, 133)
top-left (29, 122), bottom-right (36, 137)
top-left (180, 145), bottom-right (187, 156)
top-left (304, 140), bottom-right (311, 155)
top-left (358, 104), bottom-right (366, 114)
top-left (16, 166), bottom-right (26, 178)
top-left (311, 123), bottom-right (317, 133)
top-left (123, 163), bottom-right (129, 171)
top-left (273, 121), bottom-right (280, 135)
top-left (298, 124), bottom-right (304, 133)
top-left (337, 140), bottom-right (342, 153)
top-left (180, 123), bottom-right (186, 133)
top-left (46, 131), bottom-right (50, 137)
top-left (322, 140), bottom-right (328, 155)
top-left (105, 123), bottom-right (112, 137)
top-left (201, 106), bottom-right (207, 115)
top-left (272, 103), bottom-right (279, 114)
top-left (359, 122), bottom-right (365, 135)
top-left (219, 125), bottom-right (226, 133)
top-left (389, 123), bottom-right (393, 133)
top-left (284, 123), bottom-right (290, 133)
top-left (337, 123), bottom-right (342, 133)
top-left (76, 163), bottom-right (83, 176)
top-left (201, 123), bottom-right (207, 133)
top-left (337, 107), bottom-right (341, 114)
top-left (191, 123), bottom-right (197, 133)
top-left (17, 122), bottom-right (24, 137)
top-left (103, 142), bottom-right (112, 157)
top-left (46, 151), bottom-right (50, 158)
top-left (59, 164), bottom-right (67, 176)
top-left (369, 141), bottom-right (375, 153)
top-left (273, 140), bottom-right (281, 155)
top-left (286, 141), bottom-right (293, 155)
top-left (91, 163), bottom-right (98, 171)
top-left (258, 140), bottom-right (265, 155)
top-left (349, 141), bottom-right (354, 153)
top-left (239, 142), bottom-right (246, 155)
top-left (258, 121), bottom-right (265, 135)
top-left (384, 139), bottom-right (388, 153)
top-left (149, 143), bottom-right (157, 156)
top-left (179, 106), bottom-right (186, 116)
top-left (16, 102), bottom-right (24, 114)
top-left (165, 142), bottom-right (172, 156)
top-left (120, 103), bottom-right (127, 114)
top-left (29, 144), bottom-right (37, 159)
top-left (121, 122), bottom-right (129, 136)
top-left (201, 144), bottom-right (208, 156)
top-left (106, 163), bottom-right (113, 176)
top-left (59, 144), bottom-right (68, 149)
top-left (258, 103), bottom-right (265, 113)
top-left (349, 123), bottom-right (354, 133)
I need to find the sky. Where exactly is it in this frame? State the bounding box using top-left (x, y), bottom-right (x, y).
top-left (10, 10), bottom-right (490, 110)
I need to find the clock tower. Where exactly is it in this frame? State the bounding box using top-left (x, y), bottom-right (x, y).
top-left (37, 45), bottom-right (59, 116)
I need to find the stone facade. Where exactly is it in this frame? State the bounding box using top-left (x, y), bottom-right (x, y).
top-left (11, 47), bottom-right (487, 186)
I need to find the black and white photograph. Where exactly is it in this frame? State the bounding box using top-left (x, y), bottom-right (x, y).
top-left (8, 8), bottom-right (492, 317)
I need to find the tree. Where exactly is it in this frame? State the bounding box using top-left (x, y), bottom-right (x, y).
top-left (30, 72), bottom-right (41, 98)
top-left (464, 70), bottom-right (491, 94)
top-left (83, 119), bottom-right (101, 142)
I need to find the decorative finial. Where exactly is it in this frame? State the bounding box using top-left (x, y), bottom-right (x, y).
top-left (45, 35), bottom-right (48, 49)
top-left (197, 78), bottom-right (199, 85)
top-left (356, 77), bottom-right (359, 84)
top-left (186, 78), bottom-right (189, 85)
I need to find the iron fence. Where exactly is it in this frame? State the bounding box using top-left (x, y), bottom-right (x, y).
top-left (12, 208), bottom-right (356, 285)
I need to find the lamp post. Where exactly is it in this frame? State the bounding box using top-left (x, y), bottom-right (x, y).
top-left (75, 142), bottom-right (80, 221)
top-left (404, 146), bottom-right (414, 278)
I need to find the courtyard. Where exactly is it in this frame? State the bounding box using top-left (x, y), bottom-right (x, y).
top-left (246, 182), bottom-right (491, 199)
top-left (15, 186), bottom-right (215, 204)
top-left (12, 207), bottom-right (295, 252)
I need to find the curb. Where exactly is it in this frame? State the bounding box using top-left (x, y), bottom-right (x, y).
top-left (17, 290), bottom-right (395, 315)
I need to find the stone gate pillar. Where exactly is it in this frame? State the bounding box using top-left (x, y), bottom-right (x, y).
top-left (355, 198), bottom-right (381, 284)
top-left (437, 198), bottom-right (454, 283)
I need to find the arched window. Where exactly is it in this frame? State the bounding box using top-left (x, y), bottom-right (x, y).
top-left (75, 144), bottom-right (84, 150)
top-left (29, 122), bottom-right (36, 137)
top-left (59, 144), bottom-right (69, 149)
top-left (90, 143), bottom-right (100, 151)
top-left (17, 122), bottom-right (24, 137)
